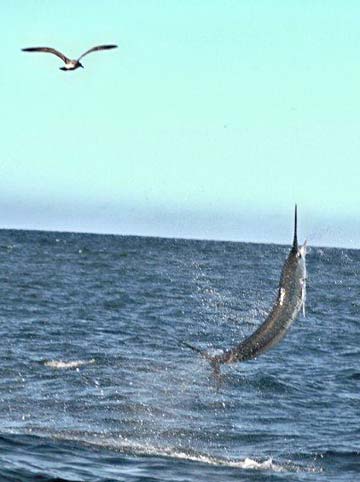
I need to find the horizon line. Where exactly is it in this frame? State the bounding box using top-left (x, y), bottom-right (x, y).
top-left (0, 225), bottom-right (356, 251)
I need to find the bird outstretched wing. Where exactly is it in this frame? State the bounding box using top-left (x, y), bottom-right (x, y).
top-left (77, 44), bottom-right (118, 60)
top-left (22, 47), bottom-right (70, 64)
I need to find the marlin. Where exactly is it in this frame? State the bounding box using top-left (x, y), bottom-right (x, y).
top-left (21, 44), bottom-right (118, 71)
top-left (185, 206), bottom-right (307, 373)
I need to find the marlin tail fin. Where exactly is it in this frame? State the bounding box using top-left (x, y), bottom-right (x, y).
top-left (181, 341), bottom-right (204, 354)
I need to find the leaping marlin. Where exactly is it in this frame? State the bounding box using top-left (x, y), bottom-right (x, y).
top-left (22, 44), bottom-right (118, 71)
top-left (184, 205), bottom-right (307, 373)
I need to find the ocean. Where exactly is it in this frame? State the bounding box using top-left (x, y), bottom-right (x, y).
top-left (0, 229), bottom-right (358, 481)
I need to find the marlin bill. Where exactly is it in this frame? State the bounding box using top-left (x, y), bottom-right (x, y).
top-left (185, 205), bottom-right (307, 372)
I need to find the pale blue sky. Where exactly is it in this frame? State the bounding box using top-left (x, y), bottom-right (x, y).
top-left (1, 1), bottom-right (360, 247)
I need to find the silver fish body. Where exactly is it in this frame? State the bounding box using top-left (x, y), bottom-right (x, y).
top-left (215, 240), bottom-right (306, 365)
top-left (188, 206), bottom-right (306, 369)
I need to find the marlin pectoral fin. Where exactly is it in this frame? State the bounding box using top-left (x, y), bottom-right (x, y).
top-left (301, 279), bottom-right (307, 317)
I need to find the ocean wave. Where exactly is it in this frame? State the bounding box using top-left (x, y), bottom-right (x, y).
top-left (25, 429), bottom-right (319, 474)
top-left (57, 434), bottom-right (286, 472)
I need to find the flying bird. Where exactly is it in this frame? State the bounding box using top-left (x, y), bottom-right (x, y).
top-left (21, 44), bottom-right (118, 71)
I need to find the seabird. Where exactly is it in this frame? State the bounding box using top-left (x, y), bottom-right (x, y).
top-left (21, 44), bottom-right (118, 71)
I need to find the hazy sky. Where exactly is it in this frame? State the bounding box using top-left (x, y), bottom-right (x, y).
top-left (1, 1), bottom-right (360, 247)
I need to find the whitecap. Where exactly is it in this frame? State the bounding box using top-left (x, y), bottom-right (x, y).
top-left (44, 359), bottom-right (95, 369)
top-left (23, 429), bottom-right (320, 473)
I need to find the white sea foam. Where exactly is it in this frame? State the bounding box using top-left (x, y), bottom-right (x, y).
top-left (45, 432), bottom-right (287, 472)
top-left (149, 450), bottom-right (283, 472)
top-left (44, 359), bottom-right (95, 369)
top-left (22, 429), bottom-right (320, 474)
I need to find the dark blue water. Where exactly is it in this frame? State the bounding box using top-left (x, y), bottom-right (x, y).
top-left (0, 229), bottom-right (358, 481)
